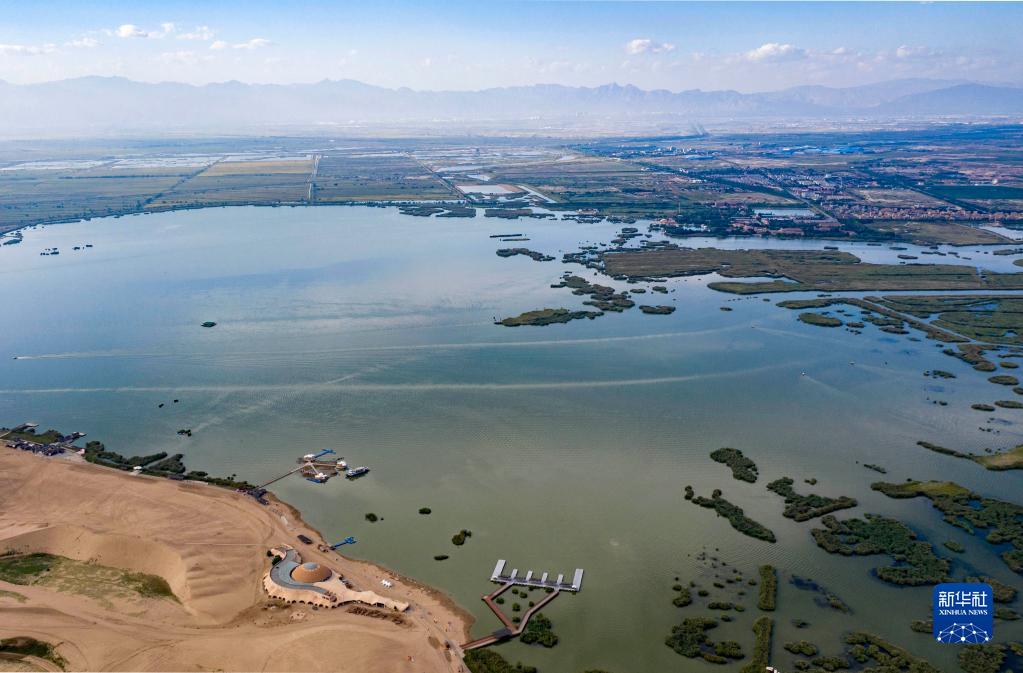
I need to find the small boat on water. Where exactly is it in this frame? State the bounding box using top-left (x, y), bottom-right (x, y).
top-left (345, 466), bottom-right (370, 479)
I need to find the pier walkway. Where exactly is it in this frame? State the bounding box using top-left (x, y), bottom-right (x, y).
top-left (461, 559), bottom-right (583, 651)
top-left (461, 583), bottom-right (561, 651)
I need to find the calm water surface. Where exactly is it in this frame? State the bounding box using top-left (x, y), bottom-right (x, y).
top-left (1, 206), bottom-right (1021, 672)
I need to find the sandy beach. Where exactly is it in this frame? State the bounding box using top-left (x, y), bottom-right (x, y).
top-left (0, 448), bottom-right (473, 672)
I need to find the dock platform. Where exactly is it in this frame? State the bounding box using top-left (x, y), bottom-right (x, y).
top-left (490, 559), bottom-right (584, 592)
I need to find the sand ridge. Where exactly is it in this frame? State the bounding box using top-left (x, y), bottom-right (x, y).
top-left (0, 449), bottom-right (473, 672)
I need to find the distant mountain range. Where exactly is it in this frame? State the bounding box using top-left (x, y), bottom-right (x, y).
top-left (1, 76), bottom-right (1021, 136)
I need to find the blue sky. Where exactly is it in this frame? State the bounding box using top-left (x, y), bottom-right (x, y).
top-left (0, 1), bottom-right (1020, 91)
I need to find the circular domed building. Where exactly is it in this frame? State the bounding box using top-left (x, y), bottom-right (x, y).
top-left (291, 562), bottom-right (331, 584)
top-left (263, 546), bottom-right (408, 612)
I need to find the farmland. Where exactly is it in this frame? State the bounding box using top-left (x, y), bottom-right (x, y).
top-left (1, 125), bottom-right (1022, 245)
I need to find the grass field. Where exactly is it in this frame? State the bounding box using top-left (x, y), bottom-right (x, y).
top-left (313, 152), bottom-right (458, 202)
top-left (930, 185), bottom-right (1023, 200)
top-left (876, 295), bottom-right (1023, 345)
top-left (0, 553), bottom-right (176, 606)
top-left (855, 220), bottom-right (1010, 245)
top-left (603, 247), bottom-right (1023, 293)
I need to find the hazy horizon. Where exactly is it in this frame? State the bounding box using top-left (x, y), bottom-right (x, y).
top-left (1, 1), bottom-right (1021, 92)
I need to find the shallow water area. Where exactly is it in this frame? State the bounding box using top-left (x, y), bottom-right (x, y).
top-left (1, 205), bottom-right (1022, 672)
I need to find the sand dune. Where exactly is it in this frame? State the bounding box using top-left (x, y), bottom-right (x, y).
top-left (0, 450), bottom-right (472, 672)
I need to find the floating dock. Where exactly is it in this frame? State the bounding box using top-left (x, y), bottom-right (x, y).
top-left (490, 559), bottom-right (584, 592)
top-left (461, 560), bottom-right (586, 651)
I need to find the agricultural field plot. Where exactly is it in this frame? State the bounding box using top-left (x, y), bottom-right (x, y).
top-left (312, 152), bottom-right (458, 202)
top-left (677, 188), bottom-right (797, 206)
top-left (147, 157), bottom-right (315, 209)
top-left (930, 186), bottom-right (1023, 202)
top-left (962, 199), bottom-right (1023, 213)
top-left (0, 166), bottom-right (186, 233)
top-left (854, 220), bottom-right (1010, 245)
top-left (202, 158), bottom-right (314, 176)
top-left (486, 156), bottom-right (691, 216)
top-left (851, 188), bottom-right (953, 208)
top-left (416, 145), bottom-right (573, 174)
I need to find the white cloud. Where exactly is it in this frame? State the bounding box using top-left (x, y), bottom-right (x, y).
top-left (209, 37), bottom-right (273, 50)
top-left (111, 22), bottom-right (175, 39)
top-left (625, 38), bottom-right (675, 56)
top-left (0, 42), bottom-right (57, 56)
top-left (115, 24), bottom-right (148, 38)
top-left (66, 37), bottom-right (100, 49)
top-left (233, 38), bottom-right (272, 50)
top-left (179, 26), bottom-right (215, 41)
top-left (893, 44), bottom-right (936, 60)
top-left (743, 42), bottom-right (807, 63)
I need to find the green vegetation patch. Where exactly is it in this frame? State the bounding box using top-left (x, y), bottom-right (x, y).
top-left (918, 440), bottom-right (1023, 471)
top-left (766, 477), bottom-right (858, 521)
top-left (78, 438), bottom-right (254, 489)
top-left (519, 612), bottom-right (558, 647)
top-left (965, 576), bottom-right (1017, 603)
top-left (709, 448), bottom-right (759, 483)
top-left (958, 642), bottom-right (1023, 673)
top-left (844, 633), bottom-right (939, 672)
top-left (464, 649), bottom-right (537, 673)
top-left (873, 481), bottom-right (1023, 573)
top-left (740, 617), bottom-right (773, 673)
top-left (0, 637), bottom-right (67, 669)
top-left (497, 307), bottom-right (603, 327)
top-left (810, 514), bottom-right (950, 586)
top-left (689, 489), bottom-right (777, 543)
top-left (672, 586), bottom-right (693, 608)
top-left (882, 295), bottom-right (1023, 345)
top-left (784, 640), bottom-right (819, 657)
top-left (0, 553), bottom-right (175, 603)
top-left (990, 375), bottom-right (1020, 386)
top-left (452, 529), bottom-right (472, 546)
top-left (798, 312), bottom-right (842, 327)
top-left (0, 427), bottom-right (63, 444)
top-left (664, 617), bottom-right (744, 665)
top-left (757, 565), bottom-right (777, 611)
top-left (598, 247), bottom-right (1023, 296)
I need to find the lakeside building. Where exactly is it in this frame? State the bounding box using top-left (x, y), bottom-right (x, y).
top-left (263, 546), bottom-right (408, 611)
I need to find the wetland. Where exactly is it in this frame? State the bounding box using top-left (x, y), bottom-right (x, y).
top-left (2, 204), bottom-right (1023, 672)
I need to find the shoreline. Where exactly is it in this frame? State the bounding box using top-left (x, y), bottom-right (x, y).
top-left (0, 445), bottom-right (474, 672)
top-left (5, 198), bottom-right (1013, 248)
top-left (269, 494), bottom-right (477, 636)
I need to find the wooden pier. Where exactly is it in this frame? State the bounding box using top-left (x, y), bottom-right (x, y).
top-left (461, 560), bottom-right (584, 651)
top-left (461, 583), bottom-right (562, 650)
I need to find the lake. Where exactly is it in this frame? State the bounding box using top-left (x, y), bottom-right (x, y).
top-left (1, 205), bottom-right (1021, 672)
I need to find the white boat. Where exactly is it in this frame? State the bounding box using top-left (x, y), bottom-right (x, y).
top-left (345, 466), bottom-right (370, 479)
